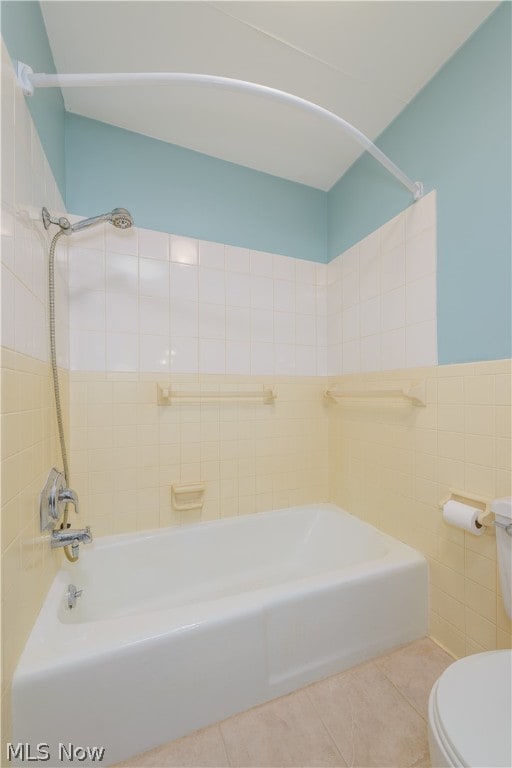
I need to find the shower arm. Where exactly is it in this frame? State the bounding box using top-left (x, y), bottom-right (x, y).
top-left (17, 63), bottom-right (423, 200)
top-left (17, 63), bottom-right (423, 201)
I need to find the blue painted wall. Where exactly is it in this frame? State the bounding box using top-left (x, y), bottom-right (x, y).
top-left (65, 114), bottom-right (328, 262)
top-left (329, 3), bottom-right (511, 364)
top-left (1, 0), bottom-right (66, 197)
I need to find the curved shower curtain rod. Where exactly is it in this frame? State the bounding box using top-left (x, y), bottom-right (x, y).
top-left (17, 61), bottom-right (423, 201)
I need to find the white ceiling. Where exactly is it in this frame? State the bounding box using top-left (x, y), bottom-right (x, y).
top-left (40, 1), bottom-right (498, 191)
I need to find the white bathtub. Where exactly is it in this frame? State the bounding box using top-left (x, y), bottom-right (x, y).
top-left (12, 503), bottom-right (428, 766)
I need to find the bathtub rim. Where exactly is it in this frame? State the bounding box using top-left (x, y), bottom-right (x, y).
top-left (56, 501), bottom-right (407, 556)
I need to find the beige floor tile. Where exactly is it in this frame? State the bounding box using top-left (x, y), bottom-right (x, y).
top-left (220, 689), bottom-right (346, 767)
top-left (307, 662), bottom-right (429, 768)
top-left (376, 638), bottom-right (454, 718)
top-left (114, 724), bottom-right (229, 767)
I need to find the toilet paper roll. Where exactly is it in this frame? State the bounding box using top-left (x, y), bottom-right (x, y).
top-left (442, 500), bottom-right (484, 536)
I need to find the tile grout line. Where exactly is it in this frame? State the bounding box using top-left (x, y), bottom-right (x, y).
top-left (303, 677), bottom-right (352, 768)
top-left (357, 663), bottom-right (432, 768)
top-left (375, 665), bottom-right (429, 724)
top-left (217, 721), bottom-right (234, 768)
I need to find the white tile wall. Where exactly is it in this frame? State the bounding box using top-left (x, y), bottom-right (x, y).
top-left (68, 228), bottom-right (329, 376)
top-left (327, 190), bottom-right (437, 374)
top-left (1, 41), bottom-right (68, 366)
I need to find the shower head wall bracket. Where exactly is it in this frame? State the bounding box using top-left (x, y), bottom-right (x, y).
top-left (42, 207), bottom-right (71, 232)
top-left (41, 207), bottom-right (52, 229)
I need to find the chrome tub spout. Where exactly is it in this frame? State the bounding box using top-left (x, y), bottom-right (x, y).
top-left (51, 526), bottom-right (92, 559)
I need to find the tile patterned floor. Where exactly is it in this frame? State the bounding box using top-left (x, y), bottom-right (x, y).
top-left (115, 637), bottom-right (454, 768)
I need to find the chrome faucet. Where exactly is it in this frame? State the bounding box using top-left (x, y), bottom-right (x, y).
top-left (51, 526), bottom-right (93, 558)
top-left (40, 468), bottom-right (93, 560)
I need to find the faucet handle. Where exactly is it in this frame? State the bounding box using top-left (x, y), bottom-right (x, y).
top-left (58, 487), bottom-right (79, 515)
top-left (40, 469), bottom-right (81, 532)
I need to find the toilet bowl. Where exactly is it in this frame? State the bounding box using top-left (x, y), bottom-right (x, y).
top-left (428, 497), bottom-right (512, 767)
top-left (428, 649), bottom-right (512, 767)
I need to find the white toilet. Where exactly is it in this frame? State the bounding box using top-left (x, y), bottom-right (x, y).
top-left (428, 497), bottom-right (512, 767)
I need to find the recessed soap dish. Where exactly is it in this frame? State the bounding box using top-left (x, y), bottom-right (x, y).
top-left (171, 482), bottom-right (206, 512)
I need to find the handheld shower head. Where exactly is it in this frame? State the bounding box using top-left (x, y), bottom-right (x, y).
top-left (42, 206), bottom-right (134, 235)
top-left (70, 208), bottom-right (134, 234)
top-left (109, 208), bottom-right (133, 230)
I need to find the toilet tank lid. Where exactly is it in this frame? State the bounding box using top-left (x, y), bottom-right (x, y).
top-left (491, 496), bottom-right (512, 520)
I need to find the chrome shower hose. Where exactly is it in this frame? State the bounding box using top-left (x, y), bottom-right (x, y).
top-left (48, 230), bottom-right (76, 563)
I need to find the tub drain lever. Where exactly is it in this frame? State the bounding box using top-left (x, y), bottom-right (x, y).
top-left (67, 584), bottom-right (83, 609)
